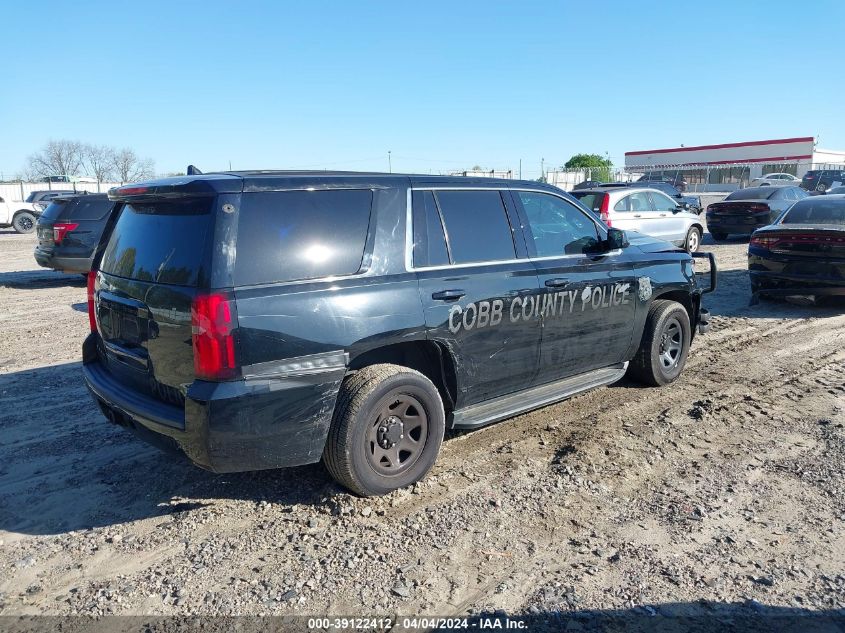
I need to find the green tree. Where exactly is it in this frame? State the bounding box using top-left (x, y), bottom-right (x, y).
top-left (564, 153), bottom-right (613, 182)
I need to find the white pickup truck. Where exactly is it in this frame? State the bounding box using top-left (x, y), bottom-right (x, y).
top-left (0, 195), bottom-right (41, 233)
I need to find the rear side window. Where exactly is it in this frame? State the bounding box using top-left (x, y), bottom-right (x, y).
top-left (412, 191), bottom-right (449, 268)
top-left (434, 190), bottom-right (515, 264)
top-left (40, 201), bottom-right (67, 221)
top-left (235, 189), bottom-right (373, 286)
top-left (100, 198), bottom-right (212, 287)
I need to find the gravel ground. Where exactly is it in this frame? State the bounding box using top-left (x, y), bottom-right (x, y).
top-left (0, 227), bottom-right (843, 629)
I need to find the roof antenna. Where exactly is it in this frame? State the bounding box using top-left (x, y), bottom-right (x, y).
top-left (187, 165), bottom-right (203, 175)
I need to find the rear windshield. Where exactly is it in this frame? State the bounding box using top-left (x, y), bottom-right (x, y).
top-left (782, 200), bottom-right (845, 225)
top-left (234, 189), bottom-right (373, 286)
top-left (726, 188), bottom-right (776, 201)
top-left (40, 200), bottom-right (68, 221)
top-left (100, 198), bottom-right (212, 287)
top-left (570, 192), bottom-right (606, 212)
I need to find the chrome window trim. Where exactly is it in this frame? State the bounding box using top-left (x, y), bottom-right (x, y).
top-left (405, 186), bottom-right (612, 272)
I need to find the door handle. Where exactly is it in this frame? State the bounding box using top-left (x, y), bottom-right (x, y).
top-left (659, 213), bottom-right (667, 217)
top-left (431, 289), bottom-right (466, 301)
top-left (544, 278), bottom-right (569, 288)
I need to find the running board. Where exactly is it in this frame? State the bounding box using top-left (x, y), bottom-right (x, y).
top-left (450, 363), bottom-right (628, 430)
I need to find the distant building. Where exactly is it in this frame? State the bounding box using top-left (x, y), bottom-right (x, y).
top-left (452, 169), bottom-right (513, 179)
top-left (624, 137), bottom-right (845, 191)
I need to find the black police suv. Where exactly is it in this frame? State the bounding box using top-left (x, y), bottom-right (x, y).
top-left (34, 194), bottom-right (118, 274)
top-left (749, 195), bottom-right (845, 298)
top-left (82, 172), bottom-right (715, 496)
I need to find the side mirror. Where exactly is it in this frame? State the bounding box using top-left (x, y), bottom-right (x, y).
top-left (606, 227), bottom-right (629, 250)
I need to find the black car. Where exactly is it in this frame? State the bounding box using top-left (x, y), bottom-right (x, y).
top-left (638, 173), bottom-right (688, 192)
top-left (82, 171), bottom-right (714, 496)
top-left (34, 194), bottom-right (117, 274)
top-left (801, 169), bottom-right (845, 193)
top-left (749, 195), bottom-right (845, 297)
top-left (706, 186), bottom-right (809, 240)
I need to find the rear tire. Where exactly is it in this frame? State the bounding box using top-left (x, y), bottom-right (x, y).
top-left (323, 363), bottom-right (445, 496)
top-left (12, 212), bottom-right (36, 234)
top-left (685, 226), bottom-right (701, 252)
top-left (710, 231), bottom-right (728, 241)
top-left (628, 300), bottom-right (691, 387)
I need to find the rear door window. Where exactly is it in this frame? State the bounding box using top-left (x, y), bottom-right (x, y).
top-left (412, 191), bottom-right (449, 268)
top-left (100, 198), bottom-right (212, 287)
top-left (615, 192), bottom-right (651, 212)
top-left (434, 190), bottom-right (515, 264)
top-left (234, 189), bottom-right (373, 286)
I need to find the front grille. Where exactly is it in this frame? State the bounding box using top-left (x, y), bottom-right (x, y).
top-left (150, 379), bottom-right (186, 408)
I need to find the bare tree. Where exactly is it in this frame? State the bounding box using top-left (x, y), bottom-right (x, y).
top-left (26, 140), bottom-right (85, 180)
top-left (83, 144), bottom-right (115, 183)
top-left (111, 148), bottom-right (155, 184)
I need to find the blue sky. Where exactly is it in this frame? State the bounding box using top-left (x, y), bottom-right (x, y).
top-left (1, 0), bottom-right (842, 179)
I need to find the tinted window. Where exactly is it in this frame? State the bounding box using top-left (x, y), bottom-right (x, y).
top-left (235, 189), bottom-right (373, 286)
top-left (100, 199), bottom-right (212, 287)
top-left (570, 192), bottom-right (606, 212)
top-left (67, 197), bottom-right (113, 221)
top-left (435, 190), bottom-right (515, 264)
top-left (412, 191), bottom-right (449, 268)
top-left (615, 192), bottom-right (651, 212)
top-left (518, 191), bottom-right (600, 256)
top-left (40, 201), bottom-right (67, 221)
top-left (25, 192), bottom-right (36, 202)
top-left (782, 200), bottom-right (845, 225)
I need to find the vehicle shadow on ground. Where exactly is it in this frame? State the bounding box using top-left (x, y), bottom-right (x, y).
top-left (464, 603), bottom-right (845, 633)
top-left (0, 269), bottom-right (85, 290)
top-left (0, 361), bottom-right (339, 536)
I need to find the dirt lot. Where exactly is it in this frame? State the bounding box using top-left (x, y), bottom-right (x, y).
top-left (1, 227), bottom-right (843, 628)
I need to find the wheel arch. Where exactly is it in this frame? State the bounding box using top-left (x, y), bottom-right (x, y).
top-left (650, 289), bottom-right (699, 340)
top-left (348, 340), bottom-right (458, 413)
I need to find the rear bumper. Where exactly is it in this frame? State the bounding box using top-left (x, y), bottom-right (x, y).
top-left (82, 334), bottom-right (345, 472)
top-left (33, 248), bottom-right (93, 273)
top-left (749, 251), bottom-right (845, 295)
top-left (706, 219), bottom-right (769, 236)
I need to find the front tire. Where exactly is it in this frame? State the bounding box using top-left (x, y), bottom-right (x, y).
top-left (685, 226), bottom-right (701, 252)
top-left (323, 363), bottom-right (445, 496)
top-left (12, 212), bottom-right (36, 233)
top-left (628, 300), bottom-right (691, 387)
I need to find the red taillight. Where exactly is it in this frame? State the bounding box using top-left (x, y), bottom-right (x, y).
top-left (750, 235), bottom-right (778, 250)
top-left (87, 270), bottom-right (97, 332)
top-left (53, 222), bottom-right (79, 244)
top-left (749, 203), bottom-right (770, 212)
top-left (191, 293), bottom-right (239, 381)
top-left (599, 194), bottom-right (611, 227)
top-left (115, 185), bottom-right (150, 196)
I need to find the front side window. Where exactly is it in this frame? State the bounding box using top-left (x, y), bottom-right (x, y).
top-left (434, 190), bottom-right (515, 264)
top-left (651, 192), bottom-right (679, 211)
top-left (615, 192), bottom-right (651, 212)
top-left (517, 191), bottom-right (600, 257)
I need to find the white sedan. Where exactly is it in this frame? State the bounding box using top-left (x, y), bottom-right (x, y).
top-left (750, 173), bottom-right (801, 187)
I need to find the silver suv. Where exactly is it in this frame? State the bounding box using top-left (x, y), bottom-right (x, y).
top-left (571, 186), bottom-right (705, 252)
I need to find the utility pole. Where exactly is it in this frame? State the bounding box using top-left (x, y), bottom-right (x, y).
top-left (519, 159), bottom-right (522, 180)
top-left (388, 151), bottom-right (392, 173)
top-left (541, 157), bottom-right (544, 181)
